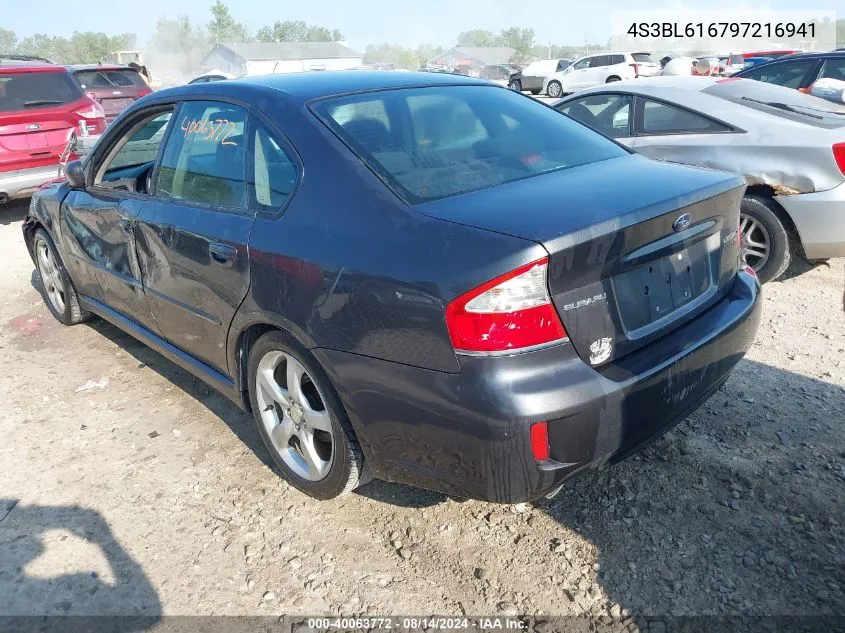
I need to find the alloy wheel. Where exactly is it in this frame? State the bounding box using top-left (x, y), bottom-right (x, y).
top-left (36, 239), bottom-right (66, 314)
top-left (254, 350), bottom-right (334, 481)
top-left (547, 81), bottom-right (562, 98)
top-left (740, 213), bottom-right (771, 272)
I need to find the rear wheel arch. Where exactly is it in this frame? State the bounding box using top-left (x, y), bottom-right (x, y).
top-left (743, 185), bottom-right (801, 243)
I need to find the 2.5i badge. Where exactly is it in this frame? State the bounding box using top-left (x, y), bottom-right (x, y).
top-left (589, 337), bottom-right (613, 365)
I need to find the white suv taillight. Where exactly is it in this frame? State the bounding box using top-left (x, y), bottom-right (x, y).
top-left (445, 258), bottom-right (568, 354)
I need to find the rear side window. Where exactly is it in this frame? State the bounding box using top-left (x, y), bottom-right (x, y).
top-left (73, 69), bottom-right (146, 89)
top-left (315, 85), bottom-right (627, 203)
top-left (632, 53), bottom-right (654, 63)
top-left (609, 55), bottom-right (625, 65)
top-left (739, 59), bottom-right (817, 88)
top-left (0, 70), bottom-right (82, 112)
top-left (156, 101), bottom-right (247, 209)
top-left (728, 55), bottom-right (744, 66)
top-left (250, 122), bottom-right (297, 211)
top-left (640, 99), bottom-right (730, 134)
top-left (819, 58), bottom-right (845, 82)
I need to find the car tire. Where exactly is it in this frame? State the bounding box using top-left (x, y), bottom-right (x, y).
top-left (247, 329), bottom-right (369, 500)
top-left (530, 89), bottom-right (541, 95)
top-left (33, 228), bottom-right (90, 326)
top-left (508, 79), bottom-right (522, 91)
top-left (740, 195), bottom-right (791, 283)
top-left (546, 80), bottom-right (563, 97)
top-left (606, 75), bottom-right (621, 83)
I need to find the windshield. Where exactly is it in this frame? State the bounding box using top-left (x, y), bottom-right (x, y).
top-left (73, 69), bottom-right (145, 90)
top-left (314, 85), bottom-right (628, 204)
top-left (0, 71), bottom-right (82, 112)
top-left (704, 79), bottom-right (845, 128)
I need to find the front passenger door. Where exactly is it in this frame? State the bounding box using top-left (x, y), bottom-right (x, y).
top-left (59, 108), bottom-right (174, 335)
top-left (134, 100), bottom-right (255, 374)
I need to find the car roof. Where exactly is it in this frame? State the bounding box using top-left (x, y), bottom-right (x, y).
top-left (153, 70), bottom-right (494, 105)
top-left (66, 64), bottom-right (137, 72)
top-left (0, 58), bottom-right (61, 72)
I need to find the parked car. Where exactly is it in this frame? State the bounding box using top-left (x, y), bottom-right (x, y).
top-left (188, 70), bottom-right (237, 84)
top-left (24, 71), bottom-right (761, 502)
top-left (508, 59), bottom-right (570, 94)
top-left (741, 56), bottom-right (774, 69)
top-left (554, 76), bottom-right (845, 282)
top-left (66, 64), bottom-right (152, 123)
top-left (733, 51), bottom-right (845, 94)
top-left (481, 65), bottom-right (512, 81)
top-left (720, 54), bottom-right (747, 76)
top-left (0, 56), bottom-right (106, 205)
top-left (544, 52), bottom-right (660, 97)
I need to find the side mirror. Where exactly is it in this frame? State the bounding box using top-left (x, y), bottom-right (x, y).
top-left (64, 160), bottom-right (86, 189)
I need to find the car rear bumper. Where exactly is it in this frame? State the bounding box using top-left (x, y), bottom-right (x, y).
top-left (0, 165), bottom-right (63, 201)
top-left (776, 182), bottom-right (845, 259)
top-left (315, 270), bottom-right (762, 503)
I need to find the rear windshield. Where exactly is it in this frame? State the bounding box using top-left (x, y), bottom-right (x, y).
top-left (0, 70), bottom-right (82, 112)
top-left (632, 53), bottom-right (654, 63)
top-left (73, 69), bottom-right (145, 90)
top-left (313, 85), bottom-right (627, 203)
top-left (704, 79), bottom-right (845, 128)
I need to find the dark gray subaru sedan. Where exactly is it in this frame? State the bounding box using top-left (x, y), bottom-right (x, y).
top-left (24, 71), bottom-right (761, 502)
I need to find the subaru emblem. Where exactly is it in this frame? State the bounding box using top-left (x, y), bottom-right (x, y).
top-left (672, 213), bottom-right (692, 232)
top-left (26, 123), bottom-right (41, 131)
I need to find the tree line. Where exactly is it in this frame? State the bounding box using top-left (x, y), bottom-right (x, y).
top-left (2, 3), bottom-right (842, 73)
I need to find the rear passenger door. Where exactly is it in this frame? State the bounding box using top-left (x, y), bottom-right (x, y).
top-left (134, 99), bottom-right (255, 374)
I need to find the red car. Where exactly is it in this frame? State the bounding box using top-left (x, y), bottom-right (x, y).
top-left (0, 56), bottom-right (106, 205)
top-left (65, 64), bottom-right (151, 123)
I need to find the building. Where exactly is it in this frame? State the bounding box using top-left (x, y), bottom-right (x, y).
top-left (200, 42), bottom-right (364, 76)
top-left (426, 46), bottom-right (518, 70)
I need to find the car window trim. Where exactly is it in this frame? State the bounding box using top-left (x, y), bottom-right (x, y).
top-left (87, 103), bottom-right (178, 199)
top-left (152, 98), bottom-right (251, 215)
top-left (245, 109), bottom-right (304, 218)
top-left (631, 95), bottom-right (741, 137)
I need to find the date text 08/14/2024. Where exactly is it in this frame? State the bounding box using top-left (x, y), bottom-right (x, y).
top-left (627, 22), bottom-right (815, 39)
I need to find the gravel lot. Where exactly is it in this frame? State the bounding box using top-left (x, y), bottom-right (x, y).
top-left (1, 197), bottom-right (844, 621)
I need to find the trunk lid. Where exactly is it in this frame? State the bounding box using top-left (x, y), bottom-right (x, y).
top-left (418, 154), bottom-right (746, 366)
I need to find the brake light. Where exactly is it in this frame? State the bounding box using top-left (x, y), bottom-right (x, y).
top-left (75, 101), bottom-right (105, 120)
top-left (445, 258), bottom-right (567, 354)
top-left (139, 88), bottom-right (152, 97)
top-left (833, 143), bottom-right (845, 176)
top-left (630, 63), bottom-right (640, 78)
top-left (530, 422), bottom-right (550, 461)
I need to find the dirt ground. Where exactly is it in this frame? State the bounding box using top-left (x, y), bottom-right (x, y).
top-left (1, 197), bottom-right (844, 623)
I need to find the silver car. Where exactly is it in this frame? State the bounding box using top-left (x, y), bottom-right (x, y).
top-left (554, 76), bottom-right (845, 282)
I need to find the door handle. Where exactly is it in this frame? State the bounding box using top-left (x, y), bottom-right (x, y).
top-left (209, 242), bottom-right (237, 267)
top-left (118, 218), bottom-right (133, 236)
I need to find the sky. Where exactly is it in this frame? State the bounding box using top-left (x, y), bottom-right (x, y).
top-left (1, 0), bottom-right (825, 52)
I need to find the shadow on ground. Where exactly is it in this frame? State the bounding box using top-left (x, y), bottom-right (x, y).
top-left (1, 200), bottom-right (28, 226)
top-left (0, 501), bottom-right (160, 627)
top-left (533, 358), bottom-right (845, 617)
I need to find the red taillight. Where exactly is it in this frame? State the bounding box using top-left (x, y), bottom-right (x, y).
top-left (445, 258), bottom-right (567, 354)
top-left (630, 63), bottom-right (640, 78)
top-left (833, 143), bottom-right (845, 176)
top-left (139, 88), bottom-right (152, 97)
top-left (85, 91), bottom-right (97, 100)
top-left (530, 422), bottom-right (550, 461)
